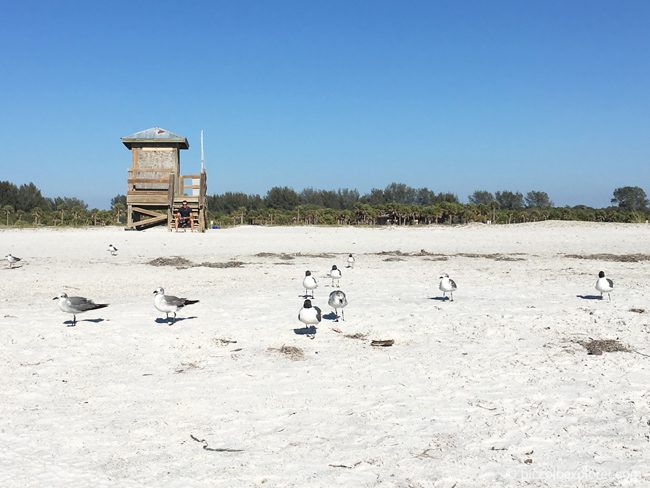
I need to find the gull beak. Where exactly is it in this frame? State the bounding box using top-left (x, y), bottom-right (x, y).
top-left (52, 297), bottom-right (59, 300)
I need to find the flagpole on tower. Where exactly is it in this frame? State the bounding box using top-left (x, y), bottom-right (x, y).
top-left (200, 129), bottom-right (205, 172)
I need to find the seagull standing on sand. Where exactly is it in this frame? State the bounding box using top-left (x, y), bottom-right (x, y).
top-left (299, 299), bottom-right (321, 327)
top-left (53, 292), bottom-right (108, 326)
top-left (439, 273), bottom-right (457, 301)
top-left (302, 271), bottom-right (318, 297)
top-left (5, 254), bottom-right (21, 268)
top-left (153, 287), bottom-right (199, 323)
top-left (328, 290), bottom-right (348, 321)
top-left (347, 254), bottom-right (355, 268)
top-left (329, 265), bottom-right (342, 287)
top-left (595, 271), bottom-right (614, 300)
top-left (107, 244), bottom-right (118, 256)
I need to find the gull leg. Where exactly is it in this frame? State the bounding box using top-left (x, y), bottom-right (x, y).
top-left (450, 292), bottom-right (454, 302)
top-left (608, 293), bottom-right (611, 301)
top-left (72, 314), bottom-right (77, 326)
top-left (341, 309), bottom-right (345, 321)
top-left (335, 308), bottom-right (339, 322)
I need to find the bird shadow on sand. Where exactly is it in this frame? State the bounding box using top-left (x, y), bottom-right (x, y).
top-left (323, 312), bottom-right (338, 321)
top-left (299, 294), bottom-right (315, 299)
top-left (577, 295), bottom-right (605, 300)
top-left (428, 296), bottom-right (452, 301)
top-left (155, 316), bottom-right (197, 325)
top-left (3, 266), bottom-right (24, 270)
top-left (293, 326), bottom-right (318, 338)
top-left (63, 318), bottom-right (106, 326)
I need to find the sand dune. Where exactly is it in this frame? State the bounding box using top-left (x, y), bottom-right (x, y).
top-left (1, 222), bottom-right (649, 487)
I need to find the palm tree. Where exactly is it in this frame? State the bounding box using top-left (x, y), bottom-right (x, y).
top-left (112, 202), bottom-right (126, 225)
top-left (339, 209), bottom-right (353, 225)
top-left (71, 205), bottom-right (86, 225)
top-left (236, 206), bottom-right (247, 225)
top-left (31, 207), bottom-right (43, 226)
top-left (294, 205), bottom-right (305, 224)
top-left (489, 201), bottom-right (499, 223)
top-left (2, 205), bottom-right (14, 226)
top-left (90, 209), bottom-right (100, 226)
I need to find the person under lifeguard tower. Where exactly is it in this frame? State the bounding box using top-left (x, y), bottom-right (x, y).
top-left (176, 200), bottom-right (194, 231)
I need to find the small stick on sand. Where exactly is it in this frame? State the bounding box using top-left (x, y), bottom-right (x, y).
top-left (190, 434), bottom-right (244, 452)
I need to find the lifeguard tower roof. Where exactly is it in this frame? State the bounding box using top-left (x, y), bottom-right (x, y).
top-left (121, 127), bottom-right (189, 150)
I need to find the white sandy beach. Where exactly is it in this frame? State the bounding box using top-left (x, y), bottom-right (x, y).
top-left (1, 221), bottom-right (649, 487)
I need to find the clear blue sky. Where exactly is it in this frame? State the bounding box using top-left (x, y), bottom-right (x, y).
top-left (1, 0), bottom-right (649, 209)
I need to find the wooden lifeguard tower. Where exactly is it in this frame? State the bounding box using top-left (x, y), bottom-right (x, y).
top-left (121, 127), bottom-right (208, 231)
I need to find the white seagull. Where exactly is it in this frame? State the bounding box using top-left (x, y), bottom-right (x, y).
top-left (53, 292), bottom-right (108, 326)
top-left (302, 270), bottom-right (318, 297)
top-left (299, 299), bottom-right (321, 327)
top-left (595, 271), bottom-right (614, 300)
top-left (347, 254), bottom-right (355, 268)
top-left (328, 290), bottom-right (348, 321)
top-left (153, 287), bottom-right (199, 323)
top-left (439, 273), bottom-right (457, 301)
top-left (5, 254), bottom-right (21, 268)
top-left (329, 265), bottom-right (342, 287)
top-left (107, 244), bottom-right (118, 256)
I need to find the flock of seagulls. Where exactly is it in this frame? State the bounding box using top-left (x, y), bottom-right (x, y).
top-left (4, 245), bottom-right (618, 328)
top-left (6, 245), bottom-right (198, 327)
top-left (298, 256), bottom-right (353, 331)
top-left (51, 287), bottom-right (199, 327)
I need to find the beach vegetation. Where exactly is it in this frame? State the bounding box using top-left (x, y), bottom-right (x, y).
top-left (1, 180), bottom-right (649, 227)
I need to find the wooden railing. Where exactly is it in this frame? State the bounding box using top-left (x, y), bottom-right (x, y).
top-left (177, 174), bottom-right (201, 195)
top-left (127, 169), bottom-right (208, 231)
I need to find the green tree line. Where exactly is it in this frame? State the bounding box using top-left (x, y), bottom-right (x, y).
top-left (0, 181), bottom-right (127, 227)
top-left (205, 184), bottom-right (649, 226)
top-left (1, 180), bottom-right (648, 227)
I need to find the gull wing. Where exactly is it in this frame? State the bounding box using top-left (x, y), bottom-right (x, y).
top-left (162, 295), bottom-right (188, 307)
top-left (68, 296), bottom-right (107, 311)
